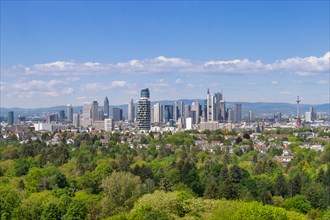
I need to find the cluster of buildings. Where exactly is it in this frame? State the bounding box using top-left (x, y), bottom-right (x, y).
top-left (1, 88), bottom-right (328, 133)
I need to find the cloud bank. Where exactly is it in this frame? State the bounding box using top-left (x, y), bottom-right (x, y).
top-left (3, 52), bottom-right (329, 76)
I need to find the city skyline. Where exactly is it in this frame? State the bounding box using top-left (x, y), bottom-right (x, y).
top-left (1, 1), bottom-right (329, 108)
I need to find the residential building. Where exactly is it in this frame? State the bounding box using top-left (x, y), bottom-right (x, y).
top-left (137, 88), bottom-right (151, 131)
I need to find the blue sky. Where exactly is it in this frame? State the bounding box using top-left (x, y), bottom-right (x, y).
top-left (1, 1), bottom-right (329, 108)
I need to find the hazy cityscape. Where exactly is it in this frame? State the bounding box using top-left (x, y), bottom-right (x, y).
top-left (1, 1), bottom-right (329, 220)
top-left (1, 87), bottom-right (329, 133)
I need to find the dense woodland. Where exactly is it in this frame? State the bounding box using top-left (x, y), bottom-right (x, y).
top-left (0, 128), bottom-right (329, 220)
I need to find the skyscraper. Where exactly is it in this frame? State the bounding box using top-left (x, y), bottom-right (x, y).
top-left (248, 110), bottom-right (254, 123)
top-left (203, 99), bottom-right (207, 122)
top-left (113, 107), bottom-right (122, 121)
top-left (207, 89), bottom-right (213, 121)
top-left (220, 100), bottom-right (226, 122)
top-left (179, 101), bottom-right (184, 119)
top-left (67, 104), bottom-right (73, 122)
top-left (164, 105), bottom-right (174, 123)
top-left (81, 102), bottom-right (92, 127)
top-left (174, 101), bottom-right (179, 121)
top-left (213, 92), bottom-right (222, 121)
top-left (153, 103), bottom-right (162, 123)
top-left (191, 102), bottom-right (200, 124)
top-left (137, 88), bottom-right (151, 131)
top-left (227, 108), bottom-right (234, 123)
top-left (7, 111), bottom-right (14, 125)
top-left (234, 104), bottom-right (242, 123)
top-left (128, 99), bottom-right (135, 122)
top-left (310, 107), bottom-right (316, 121)
top-left (104, 97), bottom-right (109, 119)
top-left (99, 109), bottom-right (104, 120)
top-left (59, 109), bottom-right (65, 122)
top-left (92, 101), bottom-right (99, 123)
top-left (73, 113), bottom-right (80, 127)
top-left (184, 105), bottom-right (191, 121)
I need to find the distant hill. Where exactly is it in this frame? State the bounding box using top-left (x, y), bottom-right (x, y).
top-left (0, 100), bottom-right (329, 117)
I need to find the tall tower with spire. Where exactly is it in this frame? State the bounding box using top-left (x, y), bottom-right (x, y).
top-left (296, 96), bottom-right (301, 127)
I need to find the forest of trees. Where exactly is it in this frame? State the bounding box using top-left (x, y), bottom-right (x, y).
top-left (0, 128), bottom-right (329, 219)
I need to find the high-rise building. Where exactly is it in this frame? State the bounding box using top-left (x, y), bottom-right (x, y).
top-left (73, 113), bottom-right (80, 127)
top-left (153, 103), bottom-right (162, 123)
top-left (310, 107), bottom-right (316, 121)
top-left (227, 108), bottom-right (234, 123)
top-left (248, 110), bottom-right (254, 123)
top-left (234, 104), bottom-right (242, 123)
top-left (179, 101), bottom-right (184, 119)
top-left (81, 102), bottom-right (92, 127)
top-left (275, 112), bottom-right (282, 123)
top-left (184, 105), bottom-right (191, 121)
top-left (305, 112), bottom-right (312, 122)
top-left (191, 102), bottom-right (200, 124)
top-left (137, 88), bottom-right (151, 131)
top-left (220, 100), bottom-right (226, 122)
top-left (113, 107), bottom-right (122, 121)
top-left (174, 101), bottom-right (179, 121)
top-left (91, 101), bottom-right (99, 123)
top-left (207, 89), bottom-right (214, 121)
top-left (104, 97), bottom-right (109, 119)
top-left (47, 114), bottom-right (58, 123)
top-left (186, 117), bottom-right (193, 130)
top-left (18, 116), bottom-right (25, 122)
top-left (203, 99), bottom-right (207, 122)
top-left (105, 118), bottom-right (114, 131)
top-left (67, 104), bottom-right (73, 122)
top-left (128, 99), bottom-right (135, 122)
top-left (164, 105), bottom-right (174, 123)
top-left (7, 111), bottom-right (14, 125)
top-left (99, 109), bottom-right (104, 120)
top-left (59, 109), bottom-right (65, 122)
top-left (213, 92), bottom-right (222, 121)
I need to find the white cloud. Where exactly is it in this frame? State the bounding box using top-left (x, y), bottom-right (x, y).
top-left (186, 83), bottom-right (194, 88)
top-left (175, 78), bottom-right (184, 84)
top-left (318, 80), bottom-right (328, 85)
top-left (81, 80), bottom-right (128, 91)
top-left (111, 80), bottom-right (127, 87)
top-left (2, 79), bottom-right (74, 98)
top-left (280, 91), bottom-right (292, 95)
top-left (2, 52), bottom-right (329, 77)
top-left (271, 80), bottom-right (278, 85)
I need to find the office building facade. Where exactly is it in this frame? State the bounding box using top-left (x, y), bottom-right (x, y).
top-left (104, 97), bottom-right (109, 119)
